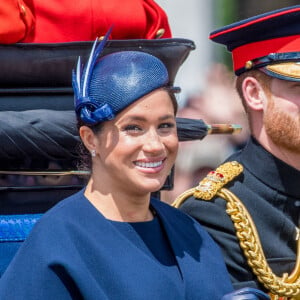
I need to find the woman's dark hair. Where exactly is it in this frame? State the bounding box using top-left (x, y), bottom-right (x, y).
top-left (235, 69), bottom-right (272, 132)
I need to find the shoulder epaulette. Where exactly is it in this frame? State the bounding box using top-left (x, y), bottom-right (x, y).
top-left (193, 161), bottom-right (243, 200)
top-left (172, 161), bottom-right (243, 208)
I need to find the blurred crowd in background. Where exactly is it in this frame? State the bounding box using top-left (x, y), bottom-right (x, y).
top-left (158, 0), bottom-right (298, 203)
top-left (162, 63), bottom-right (249, 203)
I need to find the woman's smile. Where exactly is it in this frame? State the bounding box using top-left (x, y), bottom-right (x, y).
top-left (133, 157), bottom-right (166, 173)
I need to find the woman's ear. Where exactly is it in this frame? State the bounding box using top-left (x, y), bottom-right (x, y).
top-left (242, 76), bottom-right (266, 111)
top-left (79, 126), bottom-right (97, 153)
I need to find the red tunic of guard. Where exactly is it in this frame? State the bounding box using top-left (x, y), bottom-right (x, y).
top-left (0, 0), bottom-right (171, 43)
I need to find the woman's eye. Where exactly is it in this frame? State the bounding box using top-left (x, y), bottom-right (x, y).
top-left (159, 122), bottom-right (175, 130)
top-left (123, 125), bottom-right (142, 132)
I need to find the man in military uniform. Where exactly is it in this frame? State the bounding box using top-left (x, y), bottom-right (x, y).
top-left (175, 5), bottom-right (300, 300)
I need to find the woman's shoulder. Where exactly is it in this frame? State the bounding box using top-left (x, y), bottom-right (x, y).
top-left (30, 189), bottom-right (86, 231)
top-left (47, 188), bottom-right (85, 212)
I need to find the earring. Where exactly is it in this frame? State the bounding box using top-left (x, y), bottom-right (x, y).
top-left (91, 149), bottom-right (96, 157)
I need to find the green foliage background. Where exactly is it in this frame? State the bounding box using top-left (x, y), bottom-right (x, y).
top-left (212, 1), bottom-right (299, 68)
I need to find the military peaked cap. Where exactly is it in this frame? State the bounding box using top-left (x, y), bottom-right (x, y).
top-left (210, 5), bottom-right (300, 81)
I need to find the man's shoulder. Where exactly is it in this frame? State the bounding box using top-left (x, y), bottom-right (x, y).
top-left (173, 160), bottom-right (244, 208)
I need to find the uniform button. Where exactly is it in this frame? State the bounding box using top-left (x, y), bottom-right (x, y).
top-left (156, 28), bottom-right (165, 39)
top-left (245, 60), bottom-right (253, 70)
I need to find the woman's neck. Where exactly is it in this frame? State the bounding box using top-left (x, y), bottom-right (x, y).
top-left (84, 179), bottom-right (154, 222)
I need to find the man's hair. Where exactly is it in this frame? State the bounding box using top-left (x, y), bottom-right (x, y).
top-left (235, 69), bottom-right (272, 110)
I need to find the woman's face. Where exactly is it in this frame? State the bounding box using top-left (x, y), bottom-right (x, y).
top-left (92, 89), bottom-right (178, 196)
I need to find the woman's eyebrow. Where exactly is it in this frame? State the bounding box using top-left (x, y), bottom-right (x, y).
top-left (121, 114), bottom-right (174, 122)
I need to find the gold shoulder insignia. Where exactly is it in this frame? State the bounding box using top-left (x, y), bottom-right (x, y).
top-left (193, 161), bottom-right (243, 200)
top-left (172, 161), bottom-right (243, 208)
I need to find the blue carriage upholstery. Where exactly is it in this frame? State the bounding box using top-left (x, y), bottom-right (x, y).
top-left (0, 214), bottom-right (42, 275)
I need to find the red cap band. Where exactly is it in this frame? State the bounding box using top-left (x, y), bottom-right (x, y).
top-left (232, 35), bottom-right (300, 72)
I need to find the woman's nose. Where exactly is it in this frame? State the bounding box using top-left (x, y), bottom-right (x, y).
top-left (143, 130), bottom-right (165, 153)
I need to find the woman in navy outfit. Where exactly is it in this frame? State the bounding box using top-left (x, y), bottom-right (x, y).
top-left (0, 31), bottom-right (269, 299)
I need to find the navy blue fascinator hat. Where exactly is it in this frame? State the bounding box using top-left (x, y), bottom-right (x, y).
top-left (73, 30), bottom-right (181, 125)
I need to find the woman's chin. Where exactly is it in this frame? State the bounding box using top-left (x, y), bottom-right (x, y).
top-left (137, 179), bottom-right (166, 195)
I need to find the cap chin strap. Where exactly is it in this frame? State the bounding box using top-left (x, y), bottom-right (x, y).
top-left (236, 51), bottom-right (300, 75)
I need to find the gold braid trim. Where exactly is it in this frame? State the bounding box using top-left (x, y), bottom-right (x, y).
top-left (218, 188), bottom-right (300, 300)
top-left (172, 187), bottom-right (196, 208)
top-left (172, 161), bottom-right (243, 208)
top-left (172, 161), bottom-right (300, 299)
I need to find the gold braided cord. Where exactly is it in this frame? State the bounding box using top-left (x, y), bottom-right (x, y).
top-left (172, 161), bottom-right (244, 208)
top-left (172, 188), bottom-right (196, 208)
top-left (217, 188), bottom-right (300, 299)
top-left (172, 161), bottom-right (300, 299)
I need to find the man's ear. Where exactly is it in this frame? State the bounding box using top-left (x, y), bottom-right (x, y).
top-left (242, 76), bottom-right (266, 111)
top-left (79, 126), bottom-right (97, 152)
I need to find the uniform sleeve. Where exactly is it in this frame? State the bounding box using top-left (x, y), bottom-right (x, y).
top-left (179, 196), bottom-right (263, 290)
top-left (0, 0), bottom-right (35, 43)
top-left (143, 0), bottom-right (172, 38)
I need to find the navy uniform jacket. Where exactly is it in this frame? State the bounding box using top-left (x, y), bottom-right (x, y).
top-left (0, 189), bottom-right (233, 299)
top-left (180, 137), bottom-right (300, 291)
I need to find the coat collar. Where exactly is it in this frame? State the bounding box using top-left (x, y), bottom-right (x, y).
top-left (240, 136), bottom-right (300, 198)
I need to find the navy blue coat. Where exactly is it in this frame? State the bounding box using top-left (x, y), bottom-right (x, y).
top-left (0, 189), bottom-right (233, 299)
top-left (180, 137), bottom-right (299, 291)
